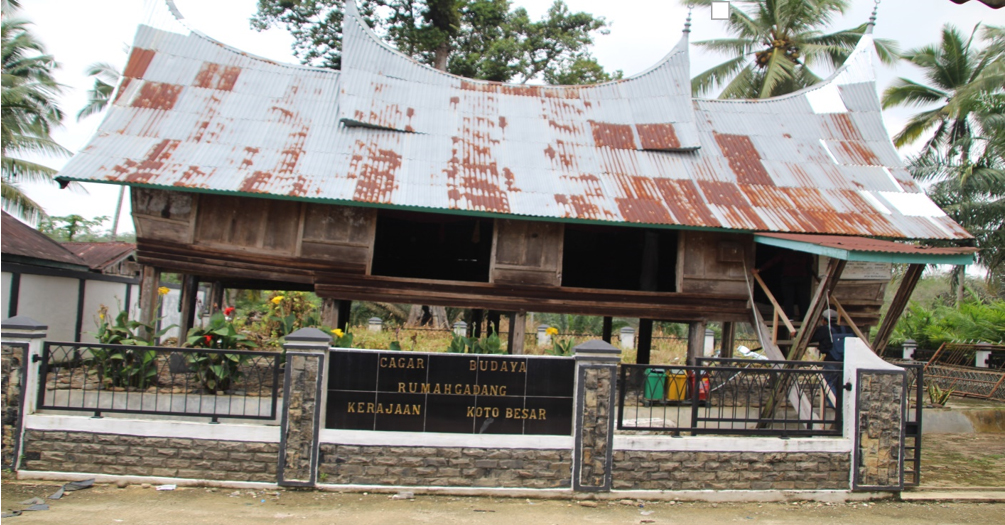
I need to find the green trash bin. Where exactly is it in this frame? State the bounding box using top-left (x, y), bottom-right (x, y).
top-left (643, 368), bottom-right (667, 403)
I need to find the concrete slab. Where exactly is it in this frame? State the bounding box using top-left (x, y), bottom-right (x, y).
top-left (900, 491), bottom-right (1005, 502)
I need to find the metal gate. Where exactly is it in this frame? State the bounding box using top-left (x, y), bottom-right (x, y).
top-left (901, 363), bottom-right (924, 487)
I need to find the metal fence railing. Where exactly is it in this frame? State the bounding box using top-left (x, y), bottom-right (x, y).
top-left (617, 358), bottom-right (842, 437)
top-left (38, 342), bottom-right (282, 422)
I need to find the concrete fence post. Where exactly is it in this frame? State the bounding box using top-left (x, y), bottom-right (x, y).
top-left (704, 329), bottom-right (715, 357)
top-left (572, 339), bottom-right (620, 492)
top-left (452, 321), bottom-right (467, 337)
top-left (537, 325), bottom-right (550, 347)
top-left (975, 343), bottom-right (991, 368)
top-left (367, 317), bottom-right (383, 332)
top-left (278, 327), bottom-right (332, 487)
top-left (619, 327), bottom-right (634, 351)
top-left (1, 316), bottom-right (48, 471)
top-left (901, 339), bottom-right (917, 361)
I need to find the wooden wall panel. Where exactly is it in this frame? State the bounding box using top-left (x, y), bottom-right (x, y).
top-left (491, 220), bottom-right (563, 286)
top-left (680, 231), bottom-right (752, 295)
top-left (131, 188), bottom-right (197, 244)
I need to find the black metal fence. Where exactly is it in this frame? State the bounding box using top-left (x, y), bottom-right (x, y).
top-left (617, 358), bottom-right (842, 436)
top-left (38, 342), bottom-right (282, 422)
top-left (900, 363), bottom-right (924, 487)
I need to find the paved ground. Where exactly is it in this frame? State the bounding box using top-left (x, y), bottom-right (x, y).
top-left (2, 481), bottom-right (1004, 524)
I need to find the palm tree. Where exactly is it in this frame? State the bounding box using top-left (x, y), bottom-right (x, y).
top-left (686, 0), bottom-right (898, 99)
top-left (77, 62), bottom-right (120, 121)
top-left (1, 9), bottom-right (69, 223)
top-left (885, 24), bottom-right (1005, 302)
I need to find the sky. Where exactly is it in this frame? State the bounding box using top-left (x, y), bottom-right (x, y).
top-left (11, 0), bottom-right (998, 235)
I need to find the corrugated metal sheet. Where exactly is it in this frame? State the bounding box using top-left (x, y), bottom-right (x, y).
top-left (758, 233), bottom-right (978, 257)
top-left (54, 0), bottom-right (972, 241)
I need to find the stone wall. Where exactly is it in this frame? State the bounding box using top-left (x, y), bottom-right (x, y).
top-left (612, 451), bottom-right (851, 491)
top-left (576, 366), bottom-right (614, 489)
top-left (2, 343), bottom-right (25, 469)
top-left (280, 351), bottom-right (323, 484)
top-left (318, 444), bottom-right (571, 488)
top-left (855, 371), bottom-right (905, 488)
top-left (21, 430), bottom-right (278, 482)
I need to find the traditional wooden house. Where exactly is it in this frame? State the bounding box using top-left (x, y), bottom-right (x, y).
top-left (55, 1), bottom-right (975, 362)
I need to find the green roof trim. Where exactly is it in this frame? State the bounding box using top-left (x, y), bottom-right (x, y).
top-left (754, 235), bottom-right (975, 265)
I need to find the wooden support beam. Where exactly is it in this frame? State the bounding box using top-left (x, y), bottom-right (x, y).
top-left (336, 300), bottom-right (352, 331)
top-left (177, 274), bottom-right (199, 346)
top-left (830, 295), bottom-right (870, 348)
top-left (138, 265), bottom-right (160, 342)
top-left (209, 281), bottom-right (224, 313)
top-left (687, 320), bottom-right (707, 365)
top-left (508, 311), bottom-right (526, 354)
top-left (637, 319), bottom-right (654, 364)
top-left (486, 311), bottom-right (501, 336)
top-left (721, 322), bottom-right (736, 358)
top-left (602, 316), bottom-right (613, 343)
top-left (751, 269), bottom-right (796, 334)
top-left (788, 259), bottom-right (846, 361)
top-left (873, 263), bottom-right (924, 356)
top-left (320, 298), bottom-right (339, 328)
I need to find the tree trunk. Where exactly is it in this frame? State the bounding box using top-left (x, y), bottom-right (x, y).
top-left (955, 265), bottom-right (965, 306)
top-left (433, 43), bottom-right (449, 71)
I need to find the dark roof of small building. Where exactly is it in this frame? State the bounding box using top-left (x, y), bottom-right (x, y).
top-left (1, 211), bottom-right (90, 269)
top-left (63, 242), bottom-right (136, 271)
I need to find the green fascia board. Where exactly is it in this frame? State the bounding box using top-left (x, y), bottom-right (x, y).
top-left (55, 177), bottom-right (736, 235)
top-left (754, 235), bottom-right (975, 266)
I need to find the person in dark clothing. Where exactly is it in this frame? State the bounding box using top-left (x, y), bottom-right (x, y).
top-left (811, 309), bottom-right (854, 406)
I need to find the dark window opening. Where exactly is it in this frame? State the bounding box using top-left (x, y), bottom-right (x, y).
top-left (371, 211), bottom-right (493, 282)
top-left (754, 244), bottom-right (815, 319)
top-left (561, 225), bottom-right (678, 292)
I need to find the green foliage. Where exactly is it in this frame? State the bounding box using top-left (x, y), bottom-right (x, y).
top-left (686, 0), bottom-right (898, 99)
top-left (77, 62), bottom-right (119, 121)
top-left (265, 291), bottom-right (322, 340)
top-left (928, 383), bottom-right (954, 405)
top-left (332, 329), bottom-right (354, 348)
top-left (186, 311), bottom-right (256, 394)
top-left (90, 306), bottom-right (172, 390)
top-left (548, 338), bottom-right (573, 357)
top-left (891, 300), bottom-right (1005, 349)
top-left (39, 214), bottom-right (109, 242)
top-left (446, 332), bottom-right (505, 354)
top-left (252, 0), bottom-right (618, 84)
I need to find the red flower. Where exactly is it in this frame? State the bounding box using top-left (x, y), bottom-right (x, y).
top-left (224, 307), bottom-right (235, 316)
top-left (204, 335), bottom-right (213, 345)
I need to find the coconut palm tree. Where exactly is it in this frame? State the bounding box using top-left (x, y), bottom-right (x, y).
top-left (77, 62), bottom-right (120, 121)
top-left (1, 9), bottom-right (69, 223)
top-left (685, 0), bottom-right (898, 99)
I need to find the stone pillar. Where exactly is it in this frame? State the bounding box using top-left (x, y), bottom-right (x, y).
top-left (367, 317), bottom-right (383, 332)
top-left (278, 328), bottom-right (332, 487)
top-left (845, 338), bottom-right (907, 491)
top-left (1, 316), bottom-right (47, 471)
top-left (572, 339), bottom-right (620, 492)
top-left (901, 339), bottom-right (917, 361)
top-left (704, 329), bottom-right (715, 357)
top-left (453, 321), bottom-right (467, 337)
top-left (619, 327), bottom-right (634, 351)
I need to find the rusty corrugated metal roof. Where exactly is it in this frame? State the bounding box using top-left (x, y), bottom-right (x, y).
top-left (1, 212), bottom-right (90, 269)
top-left (63, 242), bottom-right (136, 271)
top-left (758, 233), bottom-right (977, 256)
top-left (54, 0), bottom-right (972, 241)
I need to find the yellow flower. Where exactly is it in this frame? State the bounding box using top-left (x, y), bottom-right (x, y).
top-left (157, 286), bottom-right (170, 296)
top-left (271, 296), bottom-right (284, 304)
top-left (99, 313), bottom-right (105, 320)
top-left (545, 327), bottom-right (559, 336)
top-left (332, 328), bottom-right (345, 338)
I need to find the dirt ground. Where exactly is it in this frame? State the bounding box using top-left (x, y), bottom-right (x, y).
top-left (1, 481), bottom-right (1002, 525)
top-left (3, 432), bottom-right (1004, 523)
top-left (919, 433), bottom-right (1005, 487)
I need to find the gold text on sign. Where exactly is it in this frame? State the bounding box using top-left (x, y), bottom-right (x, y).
top-left (465, 406), bottom-right (547, 420)
top-left (469, 359), bottom-right (527, 373)
top-left (380, 356), bottom-right (426, 369)
top-left (347, 402), bottom-right (422, 415)
top-left (398, 382), bottom-right (508, 396)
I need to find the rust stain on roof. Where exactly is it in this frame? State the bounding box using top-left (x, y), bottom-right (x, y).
top-left (239, 171), bottom-right (273, 193)
top-left (654, 179), bottom-right (720, 227)
top-left (714, 133), bottom-right (774, 186)
top-left (616, 197), bottom-right (673, 224)
top-left (123, 48), bottom-right (156, 79)
top-left (193, 62), bottom-right (242, 91)
top-left (131, 82), bottom-right (183, 111)
top-left (554, 194), bottom-right (603, 220)
top-left (444, 116), bottom-right (510, 213)
top-left (698, 180), bottom-right (749, 207)
top-left (112, 138), bottom-right (181, 183)
top-left (349, 140), bottom-right (401, 204)
top-left (239, 147), bottom-right (259, 170)
top-left (636, 123), bottom-right (681, 150)
top-left (741, 185), bottom-right (793, 209)
top-left (760, 232), bottom-right (978, 256)
top-left (828, 114), bottom-right (863, 141)
top-left (836, 140), bottom-right (880, 165)
top-left (175, 165), bottom-right (214, 188)
top-left (589, 121), bottom-right (636, 150)
top-left (779, 187), bottom-right (830, 211)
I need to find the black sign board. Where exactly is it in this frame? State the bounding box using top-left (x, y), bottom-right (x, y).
top-left (326, 350), bottom-right (575, 435)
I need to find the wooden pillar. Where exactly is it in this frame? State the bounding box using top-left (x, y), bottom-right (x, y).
top-left (470, 309), bottom-right (483, 338)
top-left (873, 263), bottom-right (924, 356)
top-left (337, 300), bottom-right (352, 331)
top-left (637, 319), bottom-right (653, 364)
top-left (687, 321), bottom-right (707, 365)
top-left (640, 231), bottom-right (659, 292)
top-left (508, 311), bottom-right (526, 354)
top-left (209, 281), bottom-right (224, 313)
top-left (721, 322), bottom-right (736, 358)
top-left (602, 316), bottom-right (613, 343)
top-left (177, 274), bottom-right (199, 346)
top-left (138, 265), bottom-right (160, 342)
top-left (320, 298), bottom-right (338, 328)
top-left (486, 311), bottom-right (501, 337)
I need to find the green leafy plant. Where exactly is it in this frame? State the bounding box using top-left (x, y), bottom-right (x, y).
top-left (549, 338), bottom-right (574, 357)
top-left (331, 328), bottom-right (354, 348)
top-left (89, 306), bottom-right (172, 390)
top-left (446, 332), bottom-right (505, 354)
top-left (265, 292), bottom-right (322, 340)
top-left (186, 312), bottom-right (256, 394)
top-left (928, 383), bottom-right (955, 406)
